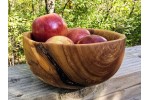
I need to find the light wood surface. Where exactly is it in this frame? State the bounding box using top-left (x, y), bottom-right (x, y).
top-left (8, 45), bottom-right (141, 100)
top-left (23, 29), bottom-right (126, 89)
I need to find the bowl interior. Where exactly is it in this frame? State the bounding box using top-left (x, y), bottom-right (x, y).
top-left (24, 28), bottom-right (125, 44)
top-left (87, 28), bottom-right (125, 41)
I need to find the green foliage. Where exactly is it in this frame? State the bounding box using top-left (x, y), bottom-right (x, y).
top-left (8, 0), bottom-right (141, 65)
top-left (8, 0), bottom-right (46, 65)
top-left (55, 0), bottom-right (141, 46)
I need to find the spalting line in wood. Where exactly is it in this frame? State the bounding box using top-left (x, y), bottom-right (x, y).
top-left (36, 43), bottom-right (85, 87)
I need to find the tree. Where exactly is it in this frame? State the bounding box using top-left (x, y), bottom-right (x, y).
top-left (45, 0), bottom-right (55, 14)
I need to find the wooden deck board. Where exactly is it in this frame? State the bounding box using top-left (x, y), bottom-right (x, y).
top-left (8, 45), bottom-right (141, 100)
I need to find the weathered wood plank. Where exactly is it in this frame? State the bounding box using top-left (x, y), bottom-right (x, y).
top-left (58, 71), bottom-right (140, 100)
top-left (93, 84), bottom-right (141, 100)
top-left (8, 45), bottom-right (141, 100)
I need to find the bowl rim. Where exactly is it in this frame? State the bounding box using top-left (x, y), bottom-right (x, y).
top-left (23, 29), bottom-right (126, 46)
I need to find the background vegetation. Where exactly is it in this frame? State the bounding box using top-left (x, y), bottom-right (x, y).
top-left (8, 0), bottom-right (141, 66)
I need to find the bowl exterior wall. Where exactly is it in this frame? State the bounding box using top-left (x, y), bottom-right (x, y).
top-left (23, 29), bottom-right (126, 89)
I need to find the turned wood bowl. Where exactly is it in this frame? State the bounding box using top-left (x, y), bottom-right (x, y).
top-left (23, 29), bottom-right (126, 89)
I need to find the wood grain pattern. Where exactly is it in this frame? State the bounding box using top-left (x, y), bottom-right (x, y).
top-left (23, 29), bottom-right (126, 89)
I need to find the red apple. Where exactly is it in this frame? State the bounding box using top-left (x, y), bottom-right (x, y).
top-left (32, 13), bottom-right (68, 42)
top-left (67, 28), bottom-right (90, 44)
top-left (45, 36), bottom-right (74, 44)
top-left (77, 35), bottom-right (107, 44)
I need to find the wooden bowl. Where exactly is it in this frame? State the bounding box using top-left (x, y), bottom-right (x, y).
top-left (23, 29), bottom-right (126, 89)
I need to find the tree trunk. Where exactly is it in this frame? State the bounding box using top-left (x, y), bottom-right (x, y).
top-left (62, 0), bottom-right (71, 17)
top-left (32, 0), bottom-right (35, 15)
top-left (129, 0), bottom-right (136, 18)
top-left (8, 0), bottom-right (11, 14)
top-left (45, 0), bottom-right (55, 14)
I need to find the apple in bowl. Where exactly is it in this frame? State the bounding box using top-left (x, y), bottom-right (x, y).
top-left (31, 13), bottom-right (68, 42)
top-left (67, 28), bottom-right (90, 44)
top-left (77, 35), bottom-right (107, 44)
top-left (46, 36), bottom-right (74, 44)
